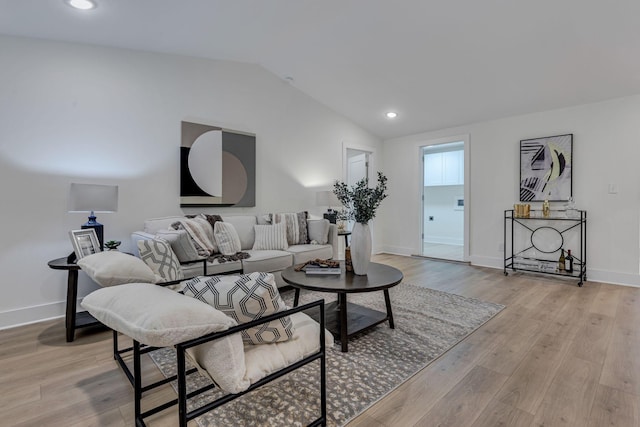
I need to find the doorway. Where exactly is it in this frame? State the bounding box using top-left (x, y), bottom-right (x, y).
top-left (422, 141), bottom-right (465, 261)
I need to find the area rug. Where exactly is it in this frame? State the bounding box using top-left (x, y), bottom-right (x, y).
top-left (150, 283), bottom-right (504, 426)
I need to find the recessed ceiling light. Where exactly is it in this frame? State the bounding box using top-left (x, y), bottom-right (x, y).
top-left (65, 0), bottom-right (97, 10)
top-left (386, 112), bottom-right (398, 119)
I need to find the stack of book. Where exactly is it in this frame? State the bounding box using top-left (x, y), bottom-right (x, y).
top-left (305, 264), bottom-right (341, 275)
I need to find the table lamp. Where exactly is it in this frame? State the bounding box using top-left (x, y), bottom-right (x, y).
top-left (68, 183), bottom-right (118, 252)
top-left (316, 190), bottom-right (341, 223)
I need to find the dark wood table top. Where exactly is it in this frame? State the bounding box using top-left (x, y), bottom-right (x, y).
top-left (47, 257), bottom-right (80, 270)
top-left (282, 262), bottom-right (403, 294)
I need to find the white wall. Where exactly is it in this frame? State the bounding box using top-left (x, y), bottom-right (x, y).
top-left (382, 95), bottom-right (640, 287)
top-left (0, 35), bottom-right (381, 329)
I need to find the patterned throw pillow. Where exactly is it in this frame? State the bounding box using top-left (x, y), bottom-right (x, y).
top-left (271, 211), bottom-right (308, 245)
top-left (214, 222), bottom-right (242, 255)
top-left (252, 222), bottom-right (289, 250)
top-left (137, 239), bottom-right (184, 282)
top-left (181, 272), bottom-right (295, 344)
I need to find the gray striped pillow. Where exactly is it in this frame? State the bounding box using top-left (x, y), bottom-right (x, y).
top-left (252, 222), bottom-right (289, 250)
top-left (213, 222), bottom-right (242, 256)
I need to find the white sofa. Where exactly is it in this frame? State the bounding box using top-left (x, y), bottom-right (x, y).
top-left (131, 214), bottom-right (338, 287)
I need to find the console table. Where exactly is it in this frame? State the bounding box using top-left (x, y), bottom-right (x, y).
top-left (503, 209), bottom-right (587, 286)
top-left (48, 257), bottom-right (101, 342)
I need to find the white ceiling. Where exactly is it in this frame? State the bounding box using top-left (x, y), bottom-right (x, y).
top-left (2, 0), bottom-right (640, 140)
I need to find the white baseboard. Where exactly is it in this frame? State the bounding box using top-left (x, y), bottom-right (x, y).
top-left (380, 245), bottom-right (415, 257)
top-left (423, 237), bottom-right (464, 246)
top-left (0, 300), bottom-right (67, 331)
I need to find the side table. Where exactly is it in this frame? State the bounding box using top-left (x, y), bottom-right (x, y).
top-left (338, 230), bottom-right (351, 247)
top-left (48, 257), bottom-right (101, 342)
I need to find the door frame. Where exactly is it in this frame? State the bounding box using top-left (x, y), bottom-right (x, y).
top-left (419, 134), bottom-right (470, 262)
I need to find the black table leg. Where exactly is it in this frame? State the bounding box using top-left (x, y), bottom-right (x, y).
top-left (66, 269), bottom-right (79, 342)
top-left (339, 293), bottom-right (348, 352)
top-left (384, 289), bottom-right (395, 329)
top-left (293, 288), bottom-right (300, 307)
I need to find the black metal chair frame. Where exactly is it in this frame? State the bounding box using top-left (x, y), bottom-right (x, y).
top-left (112, 299), bottom-right (327, 427)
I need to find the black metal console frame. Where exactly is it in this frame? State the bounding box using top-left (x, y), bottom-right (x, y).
top-left (504, 209), bottom-right (587, 286)
top-left (113, 299), bottom-right (327, 427)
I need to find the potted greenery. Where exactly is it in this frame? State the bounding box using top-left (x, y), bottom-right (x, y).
top-left (333, 172), bottom-right (388, 274)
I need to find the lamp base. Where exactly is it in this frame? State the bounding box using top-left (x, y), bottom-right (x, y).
top-left (82, 213), bottom-right (104, 251)
top-left (323, 211), bottom-right (337, 224)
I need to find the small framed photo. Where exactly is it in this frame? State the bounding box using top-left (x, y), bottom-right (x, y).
top-left (69, 229), bottom-right (102, 260)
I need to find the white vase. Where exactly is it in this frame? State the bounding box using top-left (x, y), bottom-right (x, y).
top-left (351, 222), bottom-right (372, 275)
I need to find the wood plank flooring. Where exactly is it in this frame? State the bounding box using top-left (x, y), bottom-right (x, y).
top-left (1, 254), bottom-right (638, 426)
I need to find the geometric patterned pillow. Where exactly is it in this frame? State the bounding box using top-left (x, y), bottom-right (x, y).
top-left (137, 238), bottom-right (184, 282)
top-left (181, 272), bottom-right (294, 344)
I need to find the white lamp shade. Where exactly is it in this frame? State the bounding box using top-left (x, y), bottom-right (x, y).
top-left (316, 190), bottom-right (341, 208)
top-left (69, 183), bottom-right (118, 213)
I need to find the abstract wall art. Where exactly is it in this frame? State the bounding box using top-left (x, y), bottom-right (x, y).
top-left (520, 134), bottom-right (573, 202)
top-left (180, 121), bottom-right (256, 207)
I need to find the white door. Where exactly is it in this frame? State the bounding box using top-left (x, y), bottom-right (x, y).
top-left (348, 153), bottom-right (368, 186)
top-left (346, 151), bottom-right (369, 234)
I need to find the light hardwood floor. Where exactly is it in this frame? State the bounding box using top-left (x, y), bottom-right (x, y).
top-left (1, 254), bottom-right (639, 426)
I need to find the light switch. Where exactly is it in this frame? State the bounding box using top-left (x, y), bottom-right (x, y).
top-left (608, 184), bottom-right (618, 194)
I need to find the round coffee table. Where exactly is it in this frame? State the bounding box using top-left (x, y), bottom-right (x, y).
top-left (281, 262), bottom-right (403, 352)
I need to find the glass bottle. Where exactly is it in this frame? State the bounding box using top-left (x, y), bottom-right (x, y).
top-left (542, 198), bottom-right (550, 218)
top-left (558, 249), bottom-right (566, 272)
top-left (566, 249), bottom-right (574, 273)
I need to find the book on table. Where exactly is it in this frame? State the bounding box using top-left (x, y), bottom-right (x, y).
top-left (305, 266), bottom-right (341, 275)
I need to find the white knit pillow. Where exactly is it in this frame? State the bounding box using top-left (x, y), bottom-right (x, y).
top-left (214, 222), bottom-right (242, 255)
top-left (78, 251), bottom-right (158, 287)
top-left (252, 222), bottom-right (289, 250)
top-left (181, 272), bottom-right (294, 344)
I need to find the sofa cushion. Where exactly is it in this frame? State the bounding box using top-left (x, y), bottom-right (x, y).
top-left (78, 251), bottom-right (159, 286)
top-left (214, 222), bottom-right (242, 255)
top-left (252, 222), bottom-right (289, 251)
top-left (181, 272), bottom-right (294, 344)
top-left (287, 244), bottom-right (333, 265)
top-left (242, 250), bottom-right (293, 273)
top-left (143, 216), bottom-right (184, 234)
top-left (221, 216), bottom-right (258, 250)
top-left (180, 259), bottom-right (242, 279)
top-left (154, 229), bottom-right (200, 262)
top-left (307, 219), bottom-right (330, 244)
top-left (137, 239), bottom-right (184, 282)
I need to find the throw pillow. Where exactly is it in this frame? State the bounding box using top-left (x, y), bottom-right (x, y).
top-left (181, 272), bottom-right (295, 344)
top-left (252, 222), bottom-right (289, 250)
top-left (214, 221), bottom-right (242, 256)
top-left (171, 216), bottom-right (217, 256)
top-left (80, 281), bottom-right (240, 346)
top-left (154, 229), bottom-right (200, 262)
top-left (272, 211), bottom-right (309, 245)
top-left (307, 219), bottom-right (331, 244)
top-left (137, 239), bottom-right (184, 282)
top-left (77, 251), bottom-right (158, 286)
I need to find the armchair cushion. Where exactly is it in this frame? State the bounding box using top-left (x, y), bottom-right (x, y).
top-left (78, 251), bottom-right (158, 287)
top-left (181, 272), bottom-right (294, 344)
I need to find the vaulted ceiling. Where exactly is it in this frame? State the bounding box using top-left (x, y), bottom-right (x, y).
top-left (2, 0), bottom-right (640, 139)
